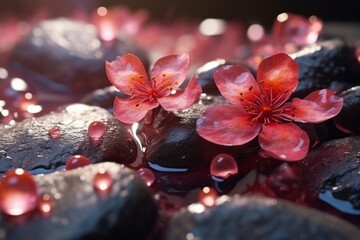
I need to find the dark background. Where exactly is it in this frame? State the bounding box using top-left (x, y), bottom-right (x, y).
top-left (1, 0), bottom-right (359, 29)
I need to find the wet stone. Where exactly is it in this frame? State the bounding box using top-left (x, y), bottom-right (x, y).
top-left (334, 86), bottom-right (360, 134)
top-left (291, 38), bottom-right (360, 98)
top-left (164, 195), bottom-right (360, 240)
top-left (10, 18), bottom-right (148, 94)
top-left (0, 104), bottom-right (137, 174)
top-left (298, 136), bottom-right (360, 225)
top-left (143, 95), bottom-right (259, 192)
top-left (0, 162), bottom-right (158, 240)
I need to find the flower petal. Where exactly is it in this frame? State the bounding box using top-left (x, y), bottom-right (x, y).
top-left (214, 65), bottom-right (261, 106)
top-left (288, 89), bottom-right (343, 123)
top-left (257, 53), bottom-right (298, 98)
top-left (196, 106), bottom-right (261, 146)
top-left (158, 76), bottom-right (202, 112)
top-left (106, 54), bottom-right (148, 95)
top-left (113, 97), bottom-right (159, 124)
top-left (150, 53), bottom-right (190, 96)
top-left (259, 123), bottom-right (310, 161)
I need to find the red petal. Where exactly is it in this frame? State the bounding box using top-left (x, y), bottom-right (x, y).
top-left (289, 89), bottom-right (343, 123)
top-left (113, 97), bottom-right (159, 124)
top-left (106, 54), bottom-right (148, 95)
top-left (214, 65), bottom-right (261, 106)
top-left (257, 53), bottom-right (298, 99)
top-left (259, 123), bottom-right (310, 161)
top-left (150, 54), bottom-right (190, 97)
top-left (196, 106), bottom-right (261, 146)
top-left (158, 76), bottom-right (202, 112)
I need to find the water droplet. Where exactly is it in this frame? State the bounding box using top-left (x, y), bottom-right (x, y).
top-left (210, 153), bottom-right (238, 181)
top-left (88, 121), bottom-right (106, 144)
top-left (198, 187), bottom-right (217, 207)
top-left (93, 169), bottom-right (113, 195)
top-left (65, 155), bottom-right (91, 170)
top-left (136, 168), bottom-right (155, 187)
top-left (0, 168), bottom-right (39, 216)
top-left (38, 193), bottom-right (53, 216)
top-left (48, 127), bottom-right (61, 139)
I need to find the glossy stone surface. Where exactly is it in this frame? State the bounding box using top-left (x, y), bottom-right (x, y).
top-left (10, 18), bottom-right (148, 94)
top-left (164, 195), bottom-right (360, 240)
top-left (298, 136), bottom-right (360, 225)
top-left (0, 162), bottom-right (158, 240)
top-left (291, 39), bottom-right (360, 98)
top-left (334, 86), bottom-right (360, 134)
top-left (0, 104), bottom-right (137, 174)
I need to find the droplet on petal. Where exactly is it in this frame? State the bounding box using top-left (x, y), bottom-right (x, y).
top-left (0, 168), bottom-right (39, 216)
top-left (93, 169), bottom-right (113, 195)
top-left (48, 127), bottom-right (61, 139)
top-left (210, 153), bottom-right (238, 181)
top-left (65, 155), bottom-right (91, 170)
top-left (198, 187), bottom-right (217, 207)
top-left (136, 168), bottom-right (155, 187)
top-left (38, 193), bottom-right (53, 216)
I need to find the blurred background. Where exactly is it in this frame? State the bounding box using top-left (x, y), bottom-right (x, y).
top-left (1, 0), bottom-right (359, 29)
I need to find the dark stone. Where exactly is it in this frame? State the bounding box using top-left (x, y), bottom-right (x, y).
top-left (0, 104), bottom-right (137, 174)
top-left (298, 136), bottom-right (360, 224)
top-left (334, 86), bottom-right (360, 134)
top-left (0, 162), bottom-right (158, 240)
top-left (291, 38), bottom-right (360, 98)
top-left (164, 195), bottom-right (360, 240)
top-left (10, 18), bottom-right (148, 94)
top-left (143, 95), bottom-right (259, 192)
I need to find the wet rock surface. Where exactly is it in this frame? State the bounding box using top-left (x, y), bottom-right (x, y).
top-left (334, 86), bottom-right (360, 134)
top-left (291, 38), bottom-right (360, 98)
top-left (298, 136), bottom-right (360, 223)
top-left (0, 162), bottom-right (158, 240)
top-left (143, 95), bottom-right (259, 192)
top-left (164, 195), bottom-right (360, 240)
top-left (0, 104), bottom-right (137, 174)
top-left (10, 18), bottom-right (148, 94)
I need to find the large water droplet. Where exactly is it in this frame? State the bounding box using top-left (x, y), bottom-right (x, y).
top-left (210, 153), bottom-right (238, 181)
top-left (0, 168), bottom-right (39, 216)
top-left (88, 121), bottom-right (106, 145)
top-left (198, 187), bottom-right (217, 207)
top-left (136, 168), bottom-right (155, 187)
top-left (65, 155), bottom-right (91, 170)
top-left (48, 127), bottom-right (61, 139)
top-left (93, 169), bottom-right (113, 195)
top-left (38, 193), bottom-right (53, 216)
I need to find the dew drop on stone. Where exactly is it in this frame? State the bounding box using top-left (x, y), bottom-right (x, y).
top-left (88, 121), bottom-right (106, 142)
top-left (38, 193), bottom-right (53, 216)
top-left (93, 169), bottom-right (113, 194)
top-left (0, 168), bottom-right (39, 216)
top-left (65, 155), bottom-right (91, 170)
top-left (136, 168), bottom-right (155, 187)
top-left (48, 127), bottom-right (61, 139)
top-left (210, 153), bottom-right (238, 180)
top-left (198, 187), bottom-right (217, 207)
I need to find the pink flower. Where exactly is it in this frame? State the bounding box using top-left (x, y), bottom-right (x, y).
top-left (196, 53), bottom-right (343, 161)
top-left (106, 53), bottom-right (202, 124)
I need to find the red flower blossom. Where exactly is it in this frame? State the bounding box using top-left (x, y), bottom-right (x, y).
top-left (106, 53), bottom-right (202, 124)
top-left (196, 53), bottom-right (343, 161)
